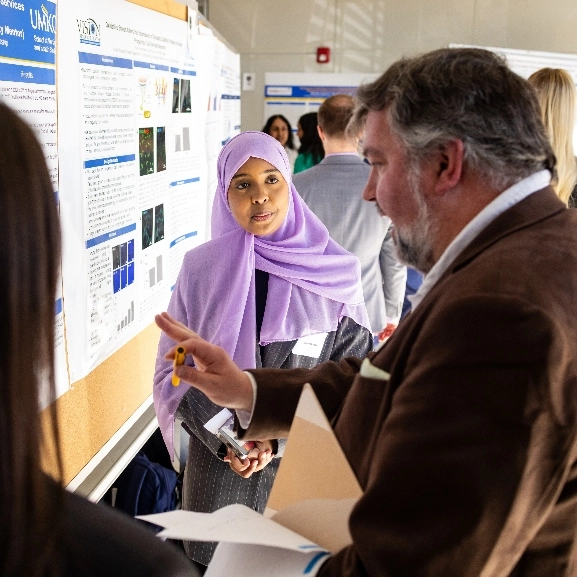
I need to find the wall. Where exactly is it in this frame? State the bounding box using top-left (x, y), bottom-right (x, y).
top-left (207, 0), bottom-right (577, 131)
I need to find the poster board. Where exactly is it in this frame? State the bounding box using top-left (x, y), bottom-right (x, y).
top-left (264, 72), bottom-right (377, 138)
top-left (0, 0), bottom-right (242, 487)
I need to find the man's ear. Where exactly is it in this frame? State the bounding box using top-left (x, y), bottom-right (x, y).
top-left (317, 124), bottom-right (325, 141)
top-left (433, 139), bottom-right (464, 195)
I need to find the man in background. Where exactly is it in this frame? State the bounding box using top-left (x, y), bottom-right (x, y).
top-left (294, 94), bottom-right (406, 338)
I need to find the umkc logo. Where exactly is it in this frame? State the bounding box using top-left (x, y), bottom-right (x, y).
top-left (30, 4), bottom-right (56, 34)
top-left (76, 17), bottom-right (100, 46)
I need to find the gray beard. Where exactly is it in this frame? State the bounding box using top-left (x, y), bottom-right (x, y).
top-left (393, 173), bottom-right (437, 274)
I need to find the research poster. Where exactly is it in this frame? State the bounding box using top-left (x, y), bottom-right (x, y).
top-left (58, 0), bottom-right (212, 382)
top-left (0, 0), bottom-right (68, 398)
top-left (264, 72), bottom-right (376, 137)
top-left (219, 40), bottom-right (241, 146)
top-left (199, 31), bottom-right (240, 237)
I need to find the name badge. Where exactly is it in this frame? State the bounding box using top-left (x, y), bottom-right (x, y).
top-left (291, 332), bottom-right (328, 359)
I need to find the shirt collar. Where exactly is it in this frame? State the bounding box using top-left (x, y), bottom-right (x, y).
top-left (324, 152), bottom-right (359, 158)
top-left (409, 170), bottom-right (551, 311)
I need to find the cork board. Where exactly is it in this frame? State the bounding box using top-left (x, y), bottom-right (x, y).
top-left (43, 323), bottom-right (161, 484)
top-left (127, 0), bottom-right (187, 21)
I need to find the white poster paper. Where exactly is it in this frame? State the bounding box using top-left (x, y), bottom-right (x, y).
top-left (0, 0), bottom-right (68, 399)
top-left (58, 0), bottom-right (209, 382)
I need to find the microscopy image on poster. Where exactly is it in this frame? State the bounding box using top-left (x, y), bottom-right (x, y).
top-left (157, 126), bottom-right (166, 171)
top-left (112, 244), bottom-right (121, 269)
top-left (137, 74), bottom-right (148, 114)
top-left (180, 78), bottom-right (191, 112)
top-left (139, 127), bottom-right (155, 176)
top-left (112, 239), bottom-right (135, 294)
top-left (154, 203), bottom-right (164, 242)
top-left (172, 77), bottom-right (180, 113)
top-left (142, 208), bottom-right (154, 249)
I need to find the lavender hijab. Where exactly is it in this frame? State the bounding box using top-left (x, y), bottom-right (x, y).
top-left (154, 131), bottom-right (369, 454)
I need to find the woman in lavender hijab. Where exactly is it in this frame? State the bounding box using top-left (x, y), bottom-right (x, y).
top-left (154, 131), bottom-right (372, 569)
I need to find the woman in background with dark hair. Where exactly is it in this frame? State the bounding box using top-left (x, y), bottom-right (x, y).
top-left (262, 114), bottom-right (297, 170)
top-left (0, 101), bottom-right (195, 577)
top-left (293, 111), bottom-right (324, 174)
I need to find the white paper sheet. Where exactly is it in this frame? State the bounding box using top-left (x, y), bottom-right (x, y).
top-left (139, 386), bottom-right (362, 575)
top-left (203, 407), bottom-right (233, 434)
top-left (206, 542), bottom-right (330, 577)
top-left (139, 504), bottom-right (326, 553)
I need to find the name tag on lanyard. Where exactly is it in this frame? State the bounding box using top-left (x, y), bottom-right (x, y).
top-left (291, 332), bottom-right (328, 359)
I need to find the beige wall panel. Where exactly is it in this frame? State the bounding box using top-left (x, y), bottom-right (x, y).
top-left (210, 0), bottom-right (338, 54)
top-left (211, 0), bottom-right (577, 130)
top-left (504, 0), bottom-right (577, 53)
top-left (127, 0), bottom-right (186, 20)
top-left (415, 0), bottom-right (476, 52)
top-left (471, 0), bottom-right (510, 48)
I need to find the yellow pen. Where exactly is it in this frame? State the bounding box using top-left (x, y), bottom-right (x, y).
top-left (172, 346), bottom-right (186, 386)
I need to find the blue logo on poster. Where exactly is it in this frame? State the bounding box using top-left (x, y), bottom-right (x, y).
top-left (0, 0), bottom-right (56, 65)
top-left (31, 4), bottom-right (55, 33)
top-left (77, 17), bottom-right (100, 46)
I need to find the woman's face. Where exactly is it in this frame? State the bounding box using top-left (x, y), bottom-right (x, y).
top-left (296, 122), bottom-right (303, 141)
top-left (269, 117), bottom-right (289, 147)
top-left (227, 156), bottom-right (290, 236)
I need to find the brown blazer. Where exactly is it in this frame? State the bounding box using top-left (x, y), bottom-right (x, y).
top-left (244, 186), bottom-right (577, 576)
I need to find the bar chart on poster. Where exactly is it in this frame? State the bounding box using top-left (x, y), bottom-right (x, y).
top-left (0, 0), bottom-right (240, 491)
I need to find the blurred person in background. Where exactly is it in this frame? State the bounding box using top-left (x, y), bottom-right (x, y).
top-left (295, 94), bottom-right (406, 343)
top-left (528, 67), bottom-right (577, 206)
top-left (294, 111), bottom-right (324, 173)
top-left (262, 114), bottom-right (297, 171)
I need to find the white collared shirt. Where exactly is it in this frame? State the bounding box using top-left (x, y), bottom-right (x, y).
top-left (408, 170), bottom-right (552, 312)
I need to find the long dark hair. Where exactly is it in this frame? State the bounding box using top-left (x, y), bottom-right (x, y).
top-left (297, 112), bottom-right (324, 163)
top-left (0, 102), bottom-right (63, 576)
top-left (262, 114), bottom-right (295, 150)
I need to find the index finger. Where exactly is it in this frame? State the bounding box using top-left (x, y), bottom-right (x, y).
top-left (156, 311), bottom-right (199, 343)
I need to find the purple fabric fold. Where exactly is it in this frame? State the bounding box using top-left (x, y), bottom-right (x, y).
top-left (154, 131), bottom-right (369, 454)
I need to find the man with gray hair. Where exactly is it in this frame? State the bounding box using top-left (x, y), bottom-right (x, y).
top-left (294, 94), bottom-right (406, 338)
top-left (157, 48), bottom-right (577, 576)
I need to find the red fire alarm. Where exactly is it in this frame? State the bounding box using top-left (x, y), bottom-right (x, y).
top-left (316, 46), bottom-right (331, 64)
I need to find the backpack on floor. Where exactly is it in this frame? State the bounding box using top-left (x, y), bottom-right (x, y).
top-left (114, 450), bottom-right (179, 516)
